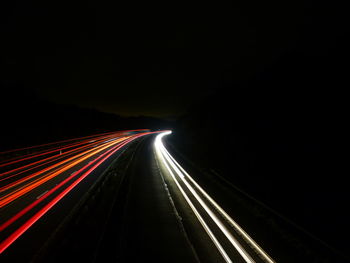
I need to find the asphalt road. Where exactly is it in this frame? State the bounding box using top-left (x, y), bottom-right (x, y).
top-left (40, 132), bottom-right (278, 263)
top-left (94, 134), bottom-right (199, 263)
top-left (0, 130), bottom-right (284, 263)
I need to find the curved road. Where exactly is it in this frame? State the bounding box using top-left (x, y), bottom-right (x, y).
top-left (0, 130), bottom-right (276, 263)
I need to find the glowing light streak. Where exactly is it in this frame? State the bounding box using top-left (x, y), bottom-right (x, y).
top-left (155, 132), bottom-right (232, 263)
top-left (0, 131), bottom-right (152, 254)
top-left (154, 131), bottom-right (275, 263)
top-left (0, 135), bottom-right (126, 181)
top-left (0, 138), bottom-right (125, 208)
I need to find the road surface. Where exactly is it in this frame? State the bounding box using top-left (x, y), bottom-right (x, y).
top-left (0, 130), bottom-right (277, 263)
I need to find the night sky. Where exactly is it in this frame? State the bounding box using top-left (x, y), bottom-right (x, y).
top-left (2, 0), bottom-right (346, 117)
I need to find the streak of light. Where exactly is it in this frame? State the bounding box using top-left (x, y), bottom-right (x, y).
top-left (0, 129), bottom-right (148, 156)
top-left (0, 131), bottom-right (152, 254)
top-left (164, 148), bottom-right (275, 263)
top-left (0, 138), bottom-right (126, 208)
top-left (155, 132), bottom-right (232, 263)
top-left (0, 137), bottom-right (121, 192)
top-left (0, 133), bottom-right (120, 168)
top-left (154, 131), bottom-right (275, 263)
top-left (0, 135), bottom-right (125, 180)
top-left (0, 131), bottom-right (118, 163)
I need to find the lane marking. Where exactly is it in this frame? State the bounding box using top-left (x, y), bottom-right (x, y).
top-left (36, 190), bottom-right (48, 200)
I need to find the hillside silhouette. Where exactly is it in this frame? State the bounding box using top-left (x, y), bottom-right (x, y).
top-left (171, 32), bottom-right (348, 257)
top-left (0, 85), bottom-right (171, 151)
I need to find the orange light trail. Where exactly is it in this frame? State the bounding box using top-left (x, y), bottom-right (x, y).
top-left (0, 129), bottom-right (156, 255)
top-left (0, 134), bottom-right (125, 180)
top-left (0, 137), bottom-right (129, 193)
top-left (0, 137), bottom-right (128, 208)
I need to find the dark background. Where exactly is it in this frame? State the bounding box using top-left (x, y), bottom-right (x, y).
top-left (1, 0), bottom-right (348, 259)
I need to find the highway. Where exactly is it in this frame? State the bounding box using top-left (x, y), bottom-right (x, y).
top-left (0, 130), bottom-right (276, 263)
top-left (0, 129), bottom-right (153, 259)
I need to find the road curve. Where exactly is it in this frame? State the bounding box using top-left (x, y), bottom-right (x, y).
top-left (1, 130), bottom-right (277, 263)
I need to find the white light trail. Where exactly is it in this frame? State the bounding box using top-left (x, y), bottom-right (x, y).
top-left (154, 131), bottom-right (275, 263)
top-left (154, 132), bottom-right (232, 263)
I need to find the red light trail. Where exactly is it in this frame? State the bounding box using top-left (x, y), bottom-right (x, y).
top-left (0, 129), bottom-right (154, 254)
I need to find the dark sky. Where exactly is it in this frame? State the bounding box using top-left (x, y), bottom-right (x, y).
top-left (1, 0), bottom-right (347, 117)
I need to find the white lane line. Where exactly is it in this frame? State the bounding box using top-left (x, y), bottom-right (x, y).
top-left (162, 146), bottom-right (275, 263)
top-left (36, 190), bottom-right (49, 200)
